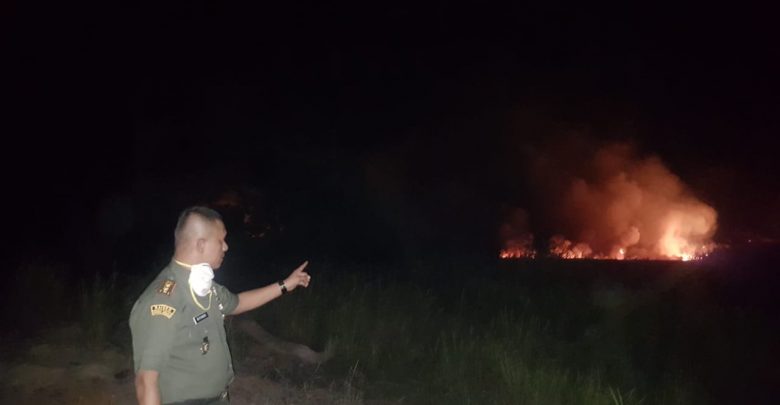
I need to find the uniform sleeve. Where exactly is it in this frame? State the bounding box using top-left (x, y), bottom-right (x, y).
top-left (129, 294), bottom-right (179, 372)
top-left (213, 283), bottom-right (239, 315)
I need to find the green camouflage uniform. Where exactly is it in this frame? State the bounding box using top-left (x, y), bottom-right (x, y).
top-left (130, 261), bottom-right (239, 404)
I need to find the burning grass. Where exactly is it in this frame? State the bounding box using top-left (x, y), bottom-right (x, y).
top-left (500, 142), bottom-right (718, 262)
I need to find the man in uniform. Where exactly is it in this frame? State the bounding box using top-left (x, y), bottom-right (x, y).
top-left (130, 206), bottom-right (311, 405)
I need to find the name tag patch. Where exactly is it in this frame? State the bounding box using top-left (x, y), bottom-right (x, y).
top-left (193, 312), bottom-right (209, 324)
top-left (150, 304), bottom-right (176, 319)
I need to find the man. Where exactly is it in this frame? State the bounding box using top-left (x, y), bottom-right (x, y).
top-left (129, 206), bottom-right (311, 405)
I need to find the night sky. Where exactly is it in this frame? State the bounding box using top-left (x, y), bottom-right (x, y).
top-left (7, 2), bottom-right (779, 269)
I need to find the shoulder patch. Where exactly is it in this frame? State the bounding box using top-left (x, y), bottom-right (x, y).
top-left (150, 304), bottom-right (176, 319)
top-left (157, 279), bottom-right (176, 296)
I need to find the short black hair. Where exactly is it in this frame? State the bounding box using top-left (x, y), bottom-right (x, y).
top-left (174, 206), bottom-right (223, 243)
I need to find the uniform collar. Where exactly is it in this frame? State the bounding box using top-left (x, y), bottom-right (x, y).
top-left (168, 259), bottom-right (191, 281)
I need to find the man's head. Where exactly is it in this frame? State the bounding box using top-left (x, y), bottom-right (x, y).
top-left (174, 206), bottom-right (229, 269)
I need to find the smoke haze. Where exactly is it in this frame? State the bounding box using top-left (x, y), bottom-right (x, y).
top-left (503, 141), bottom-right (718, 260)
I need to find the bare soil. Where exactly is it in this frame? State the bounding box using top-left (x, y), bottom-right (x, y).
top-left (0, 325), bottom-right (365, 405)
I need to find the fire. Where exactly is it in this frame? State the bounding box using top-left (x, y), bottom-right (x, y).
top-left (543, 237), bottom-right (716, 261)
top-left (501, 234), bottom-right (716, 261)
top-left (656, 207), bottom-right (717, 260)
top-left (498, 142), bottom-right (718, 262)
top-left (549, 235), bottom-right (593, 259)
top-left (499, 244), bottom-right (537, 259)
top-left (499, 208), bottom-right (537, 259)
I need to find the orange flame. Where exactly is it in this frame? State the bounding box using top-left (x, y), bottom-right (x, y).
top-left (499, 244), bottom-right (537, 259)
top-left (499, 143), bottom-right (718, 262)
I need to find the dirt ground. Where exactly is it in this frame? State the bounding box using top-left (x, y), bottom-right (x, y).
top-left (0, 325), bottom-right (365, 405)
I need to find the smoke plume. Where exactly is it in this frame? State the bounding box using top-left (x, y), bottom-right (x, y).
top-left (502, 142), bottom-right (717, 260)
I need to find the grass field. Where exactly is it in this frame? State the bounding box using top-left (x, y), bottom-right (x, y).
top-left (3, 246), bottom-right (778, 404)
top-left (239, 250), bottom-right (780, 404)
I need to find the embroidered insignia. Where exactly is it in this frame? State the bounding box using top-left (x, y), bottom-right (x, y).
top-left (157, 279), bottom-right (176, 296)
top-left (150, 304), bottom-right (176, 319)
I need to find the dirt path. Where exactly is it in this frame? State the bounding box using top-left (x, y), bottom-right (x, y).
top-left (0, 325), bottom-right (363, 405)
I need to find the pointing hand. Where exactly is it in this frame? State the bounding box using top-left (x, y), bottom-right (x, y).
top-left (284, 261), bottom-right (311, 292)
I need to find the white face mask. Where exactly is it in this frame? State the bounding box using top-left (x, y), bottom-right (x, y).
top-left (189, 263), bottom-right (214, 297)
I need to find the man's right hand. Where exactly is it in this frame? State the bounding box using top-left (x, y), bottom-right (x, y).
top-left (135, 370), bottom-right (161, 405)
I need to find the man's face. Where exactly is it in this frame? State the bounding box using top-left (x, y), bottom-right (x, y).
top-left (201, 220), bottom-right (229, 269)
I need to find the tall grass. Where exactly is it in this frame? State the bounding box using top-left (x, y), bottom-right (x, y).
top-left (78, 271), bottom-right (120, 347)
top-left (21, 257), bottom-right (758, 404)
top-left (7, 262), bottom-right (69, 333)
top-left (246, 264), bottom-right (703, 404)
top-left (3, 263), bottom-right (125, 352)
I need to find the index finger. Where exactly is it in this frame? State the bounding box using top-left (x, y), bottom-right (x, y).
top-left (296, 260), bottom-right (309, 272)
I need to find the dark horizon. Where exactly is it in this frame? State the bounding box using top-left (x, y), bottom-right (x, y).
top-left (7, 2), bottom-right (779, 270)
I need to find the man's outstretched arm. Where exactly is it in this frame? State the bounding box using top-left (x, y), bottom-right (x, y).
top-left (135, 370), bottom-right (161, 405)
top-left (232, 261), bottom-right (311, 315)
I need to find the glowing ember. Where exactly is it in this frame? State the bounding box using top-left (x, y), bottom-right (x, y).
top-left (549, 235), bottom-right (593, 259)
top-left (499, 143), bottom-right (718, 262)
top-left (499, 208), bottom-right (537, 259)
top-left (543, 236), bottom-right (716, 261)
top-left (499, 246), bottom-right (537, 259)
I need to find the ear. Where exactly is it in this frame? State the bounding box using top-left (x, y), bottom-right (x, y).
top-left (196, 238), bottom-right (207, 253)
